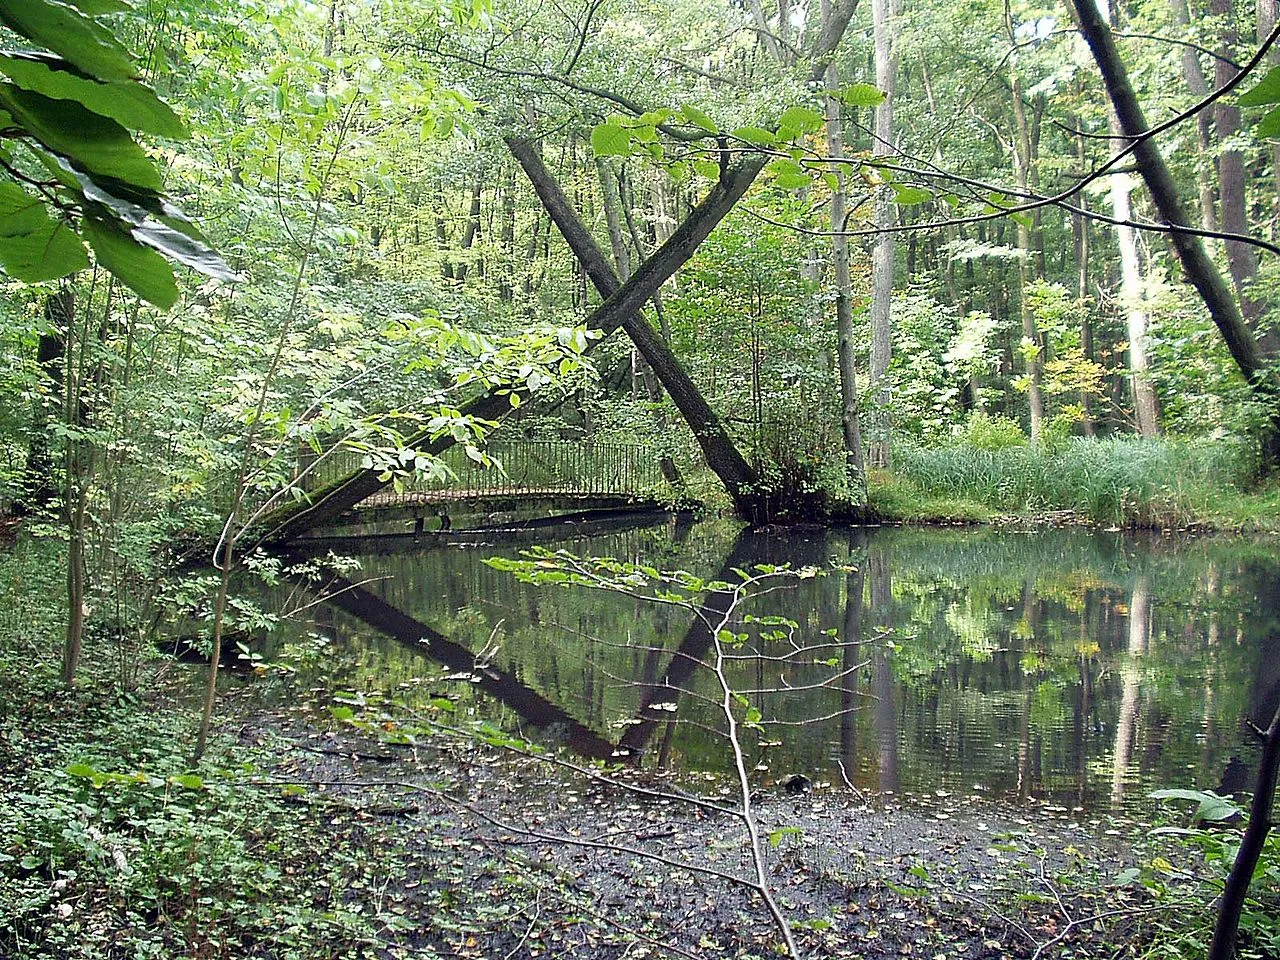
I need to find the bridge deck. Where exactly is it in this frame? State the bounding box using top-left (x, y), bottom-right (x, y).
top-left (333, 488), bottom-right (670, 525)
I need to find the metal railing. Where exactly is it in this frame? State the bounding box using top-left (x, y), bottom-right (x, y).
top-left (313, 439), bottom-right (664, 504)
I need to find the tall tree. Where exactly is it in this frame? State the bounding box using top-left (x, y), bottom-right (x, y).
top-left (868, 0), bottom-right (898, 467)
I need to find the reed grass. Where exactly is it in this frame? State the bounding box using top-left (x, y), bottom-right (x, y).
top-left (877, 437), bottom-right (1271, 529)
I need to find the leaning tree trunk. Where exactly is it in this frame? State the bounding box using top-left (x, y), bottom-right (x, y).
top-left (1069, 0), bottom-right (1280, 465)
top-left (1208, 703), bottom-right (1280, 960)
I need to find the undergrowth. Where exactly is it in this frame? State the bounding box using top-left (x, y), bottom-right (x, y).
top-left (879, 437), bottom-right (1275, 528)
top-left (0, 539), bottom-right (414, 960)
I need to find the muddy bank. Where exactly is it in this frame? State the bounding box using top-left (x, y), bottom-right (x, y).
top-left (240, 710), bottom-right (1181, 960)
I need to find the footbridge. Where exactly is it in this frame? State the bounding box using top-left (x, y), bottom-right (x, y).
top-left (303, 439), bottom-right (672, 528)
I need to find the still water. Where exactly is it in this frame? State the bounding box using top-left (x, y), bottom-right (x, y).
top-left (273, 518), bottom-right (1280, 812)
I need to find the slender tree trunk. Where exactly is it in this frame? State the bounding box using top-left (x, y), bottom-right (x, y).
top-left (1073, 126), bottom-right (1098, 435)
top-left (499, 166), bottom-right (516, 302)
top-left (1100, 0), bottom-right (1159, 436)
top-left (22, 294), bottom-right (70, 512)
top-left (58, 287), bottom-right (87, 687)
top-left (1208, 703), bottom-right (1280, 960)
top-left (1170, 0), bottom-right (1221, 236)
top-left (1008, 25), bottom-right (1046, 440)
top-left (455, 181), bottom-right (482, 283)
top-left (868, 0), bottom-right (897, 468)
top-left (1261, 0), bottom-right (1280, 234)
top-left (823, 14), bottom-right (867, 489)
top-left (1212, 0), bottom-right (1265, 332)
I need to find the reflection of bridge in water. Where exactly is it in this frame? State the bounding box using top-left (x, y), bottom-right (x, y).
top-left (309, 440), bottom-right (671, 526)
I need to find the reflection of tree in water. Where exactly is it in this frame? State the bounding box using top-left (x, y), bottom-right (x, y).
top-left (266, 523), bottom-right (1276, 811)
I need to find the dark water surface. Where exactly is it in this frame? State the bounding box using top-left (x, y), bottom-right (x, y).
top-left (273, 519), bottom-right (1280, 812)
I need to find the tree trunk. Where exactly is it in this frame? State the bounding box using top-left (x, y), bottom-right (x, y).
top-left (1208, 703), bottom-right (1280, 960)
top-left (21, 293), bottom-right (69, 512)
top-left (1212, 0), bottom-right (1264, 332)
top-left (1073, 126), bottom-right (1098, 436)
top-left (455, 181), bottom-right (482, 283)
top-left (1101, 0), bottom-right (1159, 436)
top-left (1170, 0), bottom-right (1221, 235)
top-left (510, 138), bottom-right (768, 519)
top-left (823, 3), bottom-right (867, 489)
top-left (1261, 0), bottom-right (1280, 234)
top-left (1070, 0), bottom-right (1280, 463)
top-left (1008, 28), bottom-right (1046, 441)
top-left (868, 0), bottom-right (897, 468)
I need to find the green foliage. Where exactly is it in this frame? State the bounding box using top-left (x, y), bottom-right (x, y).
top-left (960, 412), bottom-right (1027, 450)
top-left (1145, 788), bottom-right (1280, 958)
top-left (0, 0), bottom-right (230, 303)
top-left (0, 541), bottom-right (410, 960)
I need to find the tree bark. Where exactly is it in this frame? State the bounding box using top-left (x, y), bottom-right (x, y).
top-left (868, 0), bottom-right (897, 468)
top-left (1101, 0), bottom-right (1159, 436)
top-left (1007, 22), bottom-right (1046, 440)
top-left (454, 180), bottom-right (482, 283)
top-left (1170, 0), bottom-right (1221, 235)
top-left (823, 5), bottom-right (867, 488)
top-left (1212, 0), bottom-right (1264, 331)
top-left (1070, 0), bottom-right (1280, 461)
top-left (1208, 703), bottom-right (1280, 960)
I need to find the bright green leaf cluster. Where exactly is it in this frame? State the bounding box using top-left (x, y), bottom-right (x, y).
top-left (0, 0), bottom-right (232, 305)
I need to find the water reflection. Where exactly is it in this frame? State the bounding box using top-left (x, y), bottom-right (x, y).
top-left (273, 521), bottom-right (1280, 812)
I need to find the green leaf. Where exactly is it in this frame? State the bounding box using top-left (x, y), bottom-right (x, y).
top-left (776, 105), bottom-right (825, 138)
top-left (840, 83), bottom-right (886, 107)
top-left (1239, 65), bottom-right (1280, 106)
top-left (0, 180), bottom-right (88, 280)
top-left (1150, 788), bottom-right (1241, 822)
top-left (82, 215), bottom-right (178, 307)
top-left (891, 184), bottom-right (932, 205)
top-left (63, 0), bottom-right (133, 13)
top-left (0, 0), bottom-right (137, 82)
top-left (731, 125), bottom-right (776, 147)
top-left (0, 84), bottom-right (162, 190)
top-left (169, 773), bottom-right (204, 790)
top-left (1255, 105), bottom-right (1280, 139)
top-left (679, 103), bottom-right (717, 133)
top-left (0, 53), bottom-right (185, 139)
top-left (767, 158), bottom-right (812, 190)
top-left (590, 121), bottom-right (631, 157)
top-left (692, 158), bottom-right (720, 180)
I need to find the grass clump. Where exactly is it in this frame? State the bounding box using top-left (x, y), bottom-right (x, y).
top-left (883, 436), bottom-right (1268, 528)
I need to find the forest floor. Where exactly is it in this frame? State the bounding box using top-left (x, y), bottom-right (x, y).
top-left (218, 698), bottom-right (1208, 960)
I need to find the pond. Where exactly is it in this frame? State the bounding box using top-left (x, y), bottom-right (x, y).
top-left (267, 517), bottom-right (1280, 813)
